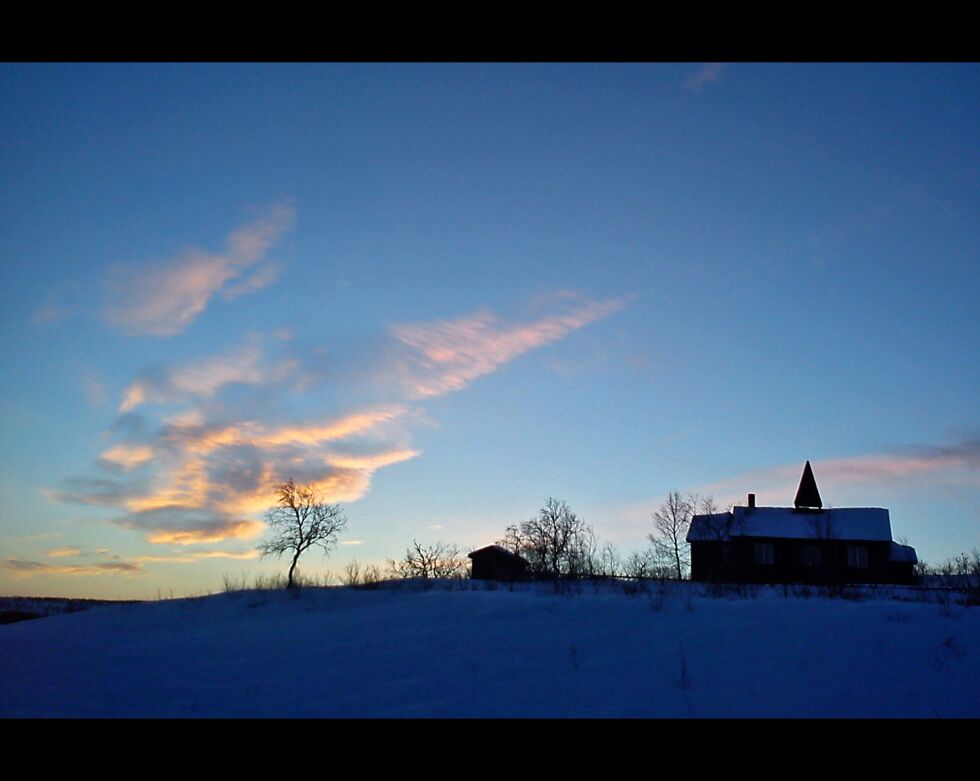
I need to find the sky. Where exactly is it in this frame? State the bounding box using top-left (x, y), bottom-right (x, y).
top-left (1, 62), bottom-right (977, 599)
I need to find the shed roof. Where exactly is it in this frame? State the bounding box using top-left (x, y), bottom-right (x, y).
top-left (468, 545), bottom-right (529, 563)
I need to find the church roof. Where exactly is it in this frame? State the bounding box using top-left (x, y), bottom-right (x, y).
top-left (687, 506), bottom-right (894, 542)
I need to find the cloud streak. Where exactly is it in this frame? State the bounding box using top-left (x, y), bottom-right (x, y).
top-left (2, 558), bottom-right (143, 577)
top-left (133, 549), bottom-right (260, 563)
top-left (692, 438), bottom-right (980, 509)
top-left (605, 436), bottom-right (980, 538)
top-left (103, 204), bottom-right (294, 336)
top-left (119, 339), bottom-right (273, 413)
top-left (47, 547), bottom-right (82, 558)
top-left (98, 443), bottom-right (156, 471)
top-left (391, 294), bottom-right (630, 398)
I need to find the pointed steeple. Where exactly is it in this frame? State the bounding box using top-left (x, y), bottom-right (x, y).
top-left (794, 460), bottom-right (823, 509)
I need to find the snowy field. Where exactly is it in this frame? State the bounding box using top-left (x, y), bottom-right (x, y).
top-left (1, 581), bottom-right (977, 717)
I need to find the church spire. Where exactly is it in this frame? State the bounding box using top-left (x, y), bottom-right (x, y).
top-left (794, 460), bottom-right (823, 509)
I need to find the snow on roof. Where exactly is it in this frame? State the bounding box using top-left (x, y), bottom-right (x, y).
top-left (889, 542), bottom-right (918, 563)
top-left (468, 545), bottom-right (527, 561)
top-left (687, 506), bottom-right (894, 543)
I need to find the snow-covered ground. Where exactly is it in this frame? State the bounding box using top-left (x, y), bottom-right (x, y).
top-left (0, 596), bottom-right (136, 624)
top-left (1, 581), bottom-right (977, 717)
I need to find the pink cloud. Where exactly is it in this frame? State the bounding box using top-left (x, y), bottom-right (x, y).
top-left (607, 439), bottom-right (980, 533)
top-left (103, 204), bottom-right (294, 337)
top-left (391, 294), bottom-right (630, 398)
top-left (119, 341), bottom-right (268, 413)
top-left (46, 547), bottom-right (82, 558)
top-left (693, 445), bottom-right (980, 510)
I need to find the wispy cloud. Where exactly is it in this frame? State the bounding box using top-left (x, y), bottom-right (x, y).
top-left (391, 293), bottom-right (630, 398)
top-left (221, 262), bottom-right (282, 300)
top-left (98, 443), bottom-right (156, 472)
top-left (119, 339), bottom-right (272, 413)
top-left (683, 63), bottom-right (727, 91)
top-left (102, 204), bottom-right (294, 337)
top-left (691, 437), bottom-right (980, 509)
top-left (47, 476), bottom-right (150, 507)
top-left (605, 436), bottom-right (980, 537)
top-left (1, 558), bottom-right (143, 577)
top-left (146, 521), bottom-right (265, 546)
top-left (47, 546), bottom-right (82, 558)
top-left (133, 549), bottom-right (260, 563)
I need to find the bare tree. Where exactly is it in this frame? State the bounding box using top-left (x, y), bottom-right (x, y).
top-left (387, 540), bottom-right (469, 579)
top-left (649, 491), bottom-right (695, 580)
top-left (593, 542), bottom-right (621, 579)
top-left (342, 559), bottom-right (362, 586)
top-left (622, 548), bottom-right (675, 580)
top-left (689, 494), bottom-right (739, 541)
top-left (622, 549), bottom-right (651, 579)
top-left (499, 497), bottom-right (596, 579)
top-left (696, 494), bottom-right (719, 518)
top-left (257, 479), bottom-right (348, 588)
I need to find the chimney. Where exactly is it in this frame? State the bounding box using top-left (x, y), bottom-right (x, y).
top-left (747, 493), bottom-right (756, 509)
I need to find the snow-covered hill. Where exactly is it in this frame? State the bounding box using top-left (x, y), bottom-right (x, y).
top-left (1, 581), bottom-right (977, 717)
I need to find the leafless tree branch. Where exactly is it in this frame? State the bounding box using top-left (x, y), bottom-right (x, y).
top-left (257, 478), bottom-right (347, 588)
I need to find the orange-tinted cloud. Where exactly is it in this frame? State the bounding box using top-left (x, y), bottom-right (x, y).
top-left (252, 408), bottom-right (408, 449)
top-left (160, 406), bottom-right (406, 455)
top-left (46, 547), bottom-right (82, 558)
top-left (145, 519), bottom-right (266, 546)
top-left (89, 413), bottom-right (419, 544)
top-left (324, 449), bottom-right (419, 471)
top-left (134, 549), bottom-right (260, 563)
top-left (391, 294), bottom-right (630, 398)
top-left (103, 204), bottom-right (294, 337)
top-left (98, 443), bottom-right (155, 471)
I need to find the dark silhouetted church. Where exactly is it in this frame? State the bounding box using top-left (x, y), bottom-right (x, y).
top-left (687, 462), bottom-right (917, 584)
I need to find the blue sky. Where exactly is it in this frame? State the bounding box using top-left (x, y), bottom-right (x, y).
top-left (1, 62), bottom-right (977, 598)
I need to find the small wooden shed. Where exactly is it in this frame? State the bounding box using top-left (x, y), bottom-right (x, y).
top-left (468, 545), bottom-right (531, 581)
